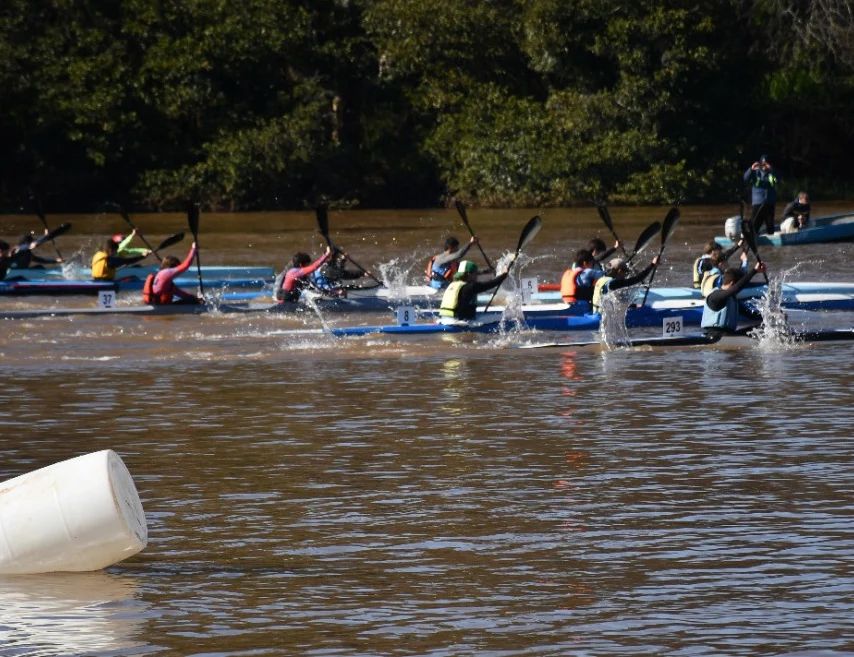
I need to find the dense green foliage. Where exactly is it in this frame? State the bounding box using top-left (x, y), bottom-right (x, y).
top-left (2, 0), bottom-right (853, 210)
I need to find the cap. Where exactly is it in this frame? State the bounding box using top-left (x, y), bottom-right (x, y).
top-left (759, 154), bottom-right (768, 163)
top-left (607, 257), bottom-right (626, 272)
top-left (458, 260), bottom-right (478, 274)
top-left (111, 233), bottom-right (125, 244)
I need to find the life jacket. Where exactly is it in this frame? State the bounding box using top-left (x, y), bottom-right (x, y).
top-left (91, 250), bottom-right (115, 281)
top-left (439, 281), bottom-right (466, 318)
top-left (591, 276), bottom-right (614, 313)
top-left (692, 255), bottom-right (712, 288)
top-left (426, 256), bottom-right (458, 289)
top-left (142, 273), bottom-right (174, 305)
top-left (273, 270), bottom-right (287, 301)
top-left (276, 267), bottom-right (307, 303)
top-left (701, 295), bottom-right (738, 331)
top-left (560, 267), bottom-right (583, 302)
top-left (310, 268), bottom-right (335, 292)
top-left (700, 268), bottom-right (722, 297)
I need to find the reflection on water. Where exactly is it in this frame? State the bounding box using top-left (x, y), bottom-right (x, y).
top-left (0, 572), bottom-right (145, 656)
top-left (0, 211), bottom-right (852, 655)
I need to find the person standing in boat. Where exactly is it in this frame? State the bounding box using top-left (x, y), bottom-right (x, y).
top-left (438, 260), bottom-right (509, 322)
top-left (591, 256), bottom-right (659, 314)
top-left (779, 191), bottom-right (811, 233)
top-left (274, 247), bottom-right (332, 303)
top-left (701, 261), bottom-right (767, 334)
top-left (425, 236), bottom-right (477, 289)
top-left (744, 154), bottom-right (779, 234)
top-left (141, 242), bottom-right (202, 305)
top-left (560, 249), bottom-right (603, 304)
top-left (91, 235), bottom-right (151, 281)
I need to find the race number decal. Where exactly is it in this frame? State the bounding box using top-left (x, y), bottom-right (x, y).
top-left (521, 277), bottom-right (538, 304)
top-left (395, 306), bottom-right (415, 326)
top-left (663, 316), bottom-right (683, 338)
top-left (97, 290), bottom-right (115, 309)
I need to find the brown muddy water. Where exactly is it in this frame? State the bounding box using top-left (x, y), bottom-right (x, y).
top-left (0, 205), bottom-right (852, 656)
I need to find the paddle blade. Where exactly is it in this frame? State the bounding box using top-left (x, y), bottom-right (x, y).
top-left (187, 203), bottom-right (200, 238)
top-left (596, 204), bottom-right (615, 233)
top-left (631, 221), bottom-right (661, 259)
top-left (156, 232), bottom-right (185, 251)
top-left (661, 206), bottom-right (680, 245)
top-left (516, 215), bottom-right (542, 255)
top-left (455, 200), bottom-right (474, 234)
top-left (315, 205), bottom-right (331, 242)
top-left (35, 222), bottom-right (71, 246)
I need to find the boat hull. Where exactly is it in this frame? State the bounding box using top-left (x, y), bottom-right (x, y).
top-left (715, 213), bottom-right (854, 247)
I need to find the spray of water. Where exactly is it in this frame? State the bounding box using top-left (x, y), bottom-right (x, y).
top-left (598, 290), bottom-right (632, 349)
top-left (746, 265), bottom-right (803, 351)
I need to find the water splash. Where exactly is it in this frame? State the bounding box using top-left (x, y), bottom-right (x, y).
top-left (375, 257), bottom-right (415, 298)
top-left (746, 267), bottom-right (800, 351)
top-left (598, 290), bottom-right (632, 349)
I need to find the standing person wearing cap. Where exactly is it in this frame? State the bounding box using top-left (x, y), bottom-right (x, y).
top-left (744, 155), bottom-right (779, 234)
top-left (591, 255), bottom-right (660, 314)
top-left (438, 260), bottom-right (510, 322)
top-left (91, 235), bottom-right (151, 281)
top-left (425, 235), bottom-right (477, 289)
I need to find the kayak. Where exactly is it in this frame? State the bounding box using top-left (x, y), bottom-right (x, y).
top-left (715, 212), bottom-right (854, 247)
top-left (0, 276), bottom-right (269, 296)
top-left (533, 282), bottom-right (854, 312)
top-left (516, 328), bottom-right (854, 350)
top-left (6, 265), bottom-right (275, 281)
top-left (329, 305), bottom-right (703, 337)
top-left (0, 301), bottom-right (328, 320)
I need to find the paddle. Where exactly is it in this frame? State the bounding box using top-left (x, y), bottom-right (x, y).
top-left (454, 200), bottom-right (495, 271)
top-left (31, 222), bottom-right (72, 250)
top-left (741, 202), bottom-right (769, 284)
top-left (315, 205), bottom-right (382, 285)
top-left (117, 232), bottom-right (184, 269)
top-left (626, 221), bottom-right (662, 263)
top-left (187, 202), bottom-right (205, 298)
top-left (114, 203), bottom-right (162, 260)
top-left (483, 215), bottom-right (543, 312)
top-left (640, 206), bottom-right (680, 306)
top-left (31, 197), bottom-right (64, 259)
top-left (595, 203), bottom-right (629, 257)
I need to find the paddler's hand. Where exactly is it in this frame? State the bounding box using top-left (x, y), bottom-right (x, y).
top-left (651, 255), bottom-right (660, 267)
top-left (469, 236), bottom-right (478, 245)
top-left (755, 262), bottom-right (767, 274)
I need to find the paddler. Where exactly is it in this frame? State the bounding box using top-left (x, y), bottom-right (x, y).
top-left (587, 238), bottom-right (622, 271)
top-left (310, 248), bottom-right (375, 296)
top-left (692, 239), bottom-right (742, 288)
top-left (9, 230), bottom-right (63, 269)
top-left (438, 260), bottom-right (509, 322)
top-left (591, 255), bottom-right (659, 314)
top-left (425, 235), bottom-right (477, 289)
top-left (699, 249), bottom-right (748, 297)
top-left (560, 249), bottom-right (603, 304)
top-left (91, 235), bottom-right (151, 281)
top-left (141, 242), bottom-right (203, 305)
top-left (274, 247), bottom-right (332, 303)
top-left (701, 261), bottom-right (767, 334)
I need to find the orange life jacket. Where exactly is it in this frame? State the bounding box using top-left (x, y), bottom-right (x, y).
top-left (142, 273), bottom-right (173, 305)
top-left (560, 267), bottom-right (583, 303)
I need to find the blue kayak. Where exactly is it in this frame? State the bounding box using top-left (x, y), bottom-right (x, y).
top-left (715, 212), bottom-right (854, 247)
top-left (330, 305), bottom-right (704, 337)
top-left (7, 265), bottom-right (275, 281)
top-left (0, 276), bottom-right (268, 296)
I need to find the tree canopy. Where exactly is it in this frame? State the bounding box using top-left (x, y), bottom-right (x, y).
top-left (2, 0), bottom-right (853, 211)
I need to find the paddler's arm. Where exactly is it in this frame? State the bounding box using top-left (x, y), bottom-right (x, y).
top-left (610, 257), bottom-right (659, 291)
top-left (706, 263), bottom-right (765, 311)
top-left (116, 231), bottom-right (148, 257)
top-left (432, 237), bottom-right (476, 267)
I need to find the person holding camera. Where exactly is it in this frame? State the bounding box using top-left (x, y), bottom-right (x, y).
top-left (743, 154), bottom-right (779, 235)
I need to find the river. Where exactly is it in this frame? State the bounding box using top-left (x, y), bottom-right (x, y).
top-left (0, 205), bottom-right (852, 656)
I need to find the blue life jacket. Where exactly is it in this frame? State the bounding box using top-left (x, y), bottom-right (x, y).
top-left (701, 295), bottom-right (738, 331)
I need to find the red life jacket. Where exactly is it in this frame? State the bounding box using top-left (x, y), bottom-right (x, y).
top-left (142, 273), bottom-right (173, 305)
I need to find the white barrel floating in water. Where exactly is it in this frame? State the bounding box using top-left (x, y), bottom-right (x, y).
top-left (0, 450), bottom-right (147, 574)
top-left (724, 215), bottom-right (742, 240)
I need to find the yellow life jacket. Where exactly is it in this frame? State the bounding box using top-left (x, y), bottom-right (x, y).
top-left (692, 255), bottom-right (710, 288)
top-left (591, 276), bottom-right (613, 313)
top-left (439, 281), bottom-right (465, 317)
top-left (700, 269), bottom-right (722, 297)
top-left (91, 250), bottom-right (115, 281)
